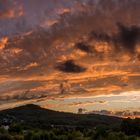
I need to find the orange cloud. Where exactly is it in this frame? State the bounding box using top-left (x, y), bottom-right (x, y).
top-left (0, 0), bottom-right (140, 114)
top-left (0, 1), bottom-right (24, 19)
top-left (22, 62), bottom-right (39, 71)
top-left (41, 19), bottom-right (59, 28)
top-left (0, 37), bottom-right (8, 50)
top-left (57, 8), bottom-right (71, 15)
top-left (0, 7), bottom-right (24, 18)
top-left (94, 42), bottom-right (112, 54)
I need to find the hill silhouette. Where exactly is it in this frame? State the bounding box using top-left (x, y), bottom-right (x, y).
top-left (0, 104), bottom-right (122, 128)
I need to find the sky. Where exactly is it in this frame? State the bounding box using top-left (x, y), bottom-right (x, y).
top-left (0, 0), bottom-right (140, 118)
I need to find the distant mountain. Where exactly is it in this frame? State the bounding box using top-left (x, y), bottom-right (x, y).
top-left (0, 104), bottom-right (122, 128)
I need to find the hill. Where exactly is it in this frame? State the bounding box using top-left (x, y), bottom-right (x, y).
top-left (0, 104), bottom-right (122, 128)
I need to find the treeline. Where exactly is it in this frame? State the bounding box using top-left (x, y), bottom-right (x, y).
top-left (0, 128), bottom-right (139, 140)
top-left (0, 118), bottom-right (139, 140)
top-left (121, 118), bottom-right (140, 136)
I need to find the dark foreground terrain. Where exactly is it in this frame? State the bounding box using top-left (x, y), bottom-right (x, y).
top-left (0, 104), bottom-right (122, 128)
top-left (0, 104), bottom-right (139, 140)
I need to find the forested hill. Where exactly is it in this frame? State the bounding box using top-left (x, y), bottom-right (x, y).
top-left (0, 104), bottom-right (122, 128)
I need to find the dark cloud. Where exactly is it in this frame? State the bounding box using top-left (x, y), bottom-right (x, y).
top-left (56, 60), bottom-right (86, 73)
top-left (116, 23), bottom-right (140, 53)
top-left (75, 42), bottom-right (92, 53)
top-left (89, 23), bottom-right (140, 55)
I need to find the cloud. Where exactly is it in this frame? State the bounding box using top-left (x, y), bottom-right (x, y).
top-left (21, 62), bottom-right (39, 71)
top-left (68, 100), bottom-right (107, 107)
top-left (115, 23), bottom-right (140, 53)
top-left (0, 0), bottom-right (140, 112)
top-left (75, 42), bottom-right (92, 53)
top-left (0, 0), bottom-right (24, 19)
top-left (0, 37), bottom-right (8, 50)
top-left (89, 23), bottom-right (140, 58)
top-left (88, 109), bottom-right (140, 118)
top-left (56, 60), bottom-right (86, 73)
top-left (0, 91), bottom-right (47, 104)
top-left (40, 19), bottom-right (59, 28)
top-left (57, 8), bottom-right (71, 15)
top-left (90, 31), bottom-right (111, 42)
top-left (8, 48), bottom-right (23, 55)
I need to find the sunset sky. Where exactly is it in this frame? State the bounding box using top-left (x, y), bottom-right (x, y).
top-left (0, 0), bottom-right (140, 117)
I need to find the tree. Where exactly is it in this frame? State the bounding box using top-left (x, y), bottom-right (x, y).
top-left (24, 131), bottom-right (33, 140)
top-left (108, 132), bottom-right (117, 140)
top-left (31, 133), bottom-right (41, 140)
top-left (121, 118), bottom-right (140, 136)
top-left (9, 123), bottom-right (22, 133)
top-left (0, 134), bottom-right (13, 140)
top-left (13, 135), bottom-right (24, 140)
